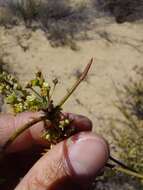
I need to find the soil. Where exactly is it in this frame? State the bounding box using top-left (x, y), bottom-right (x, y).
top-left (0, 17), bottom-right (143, 128)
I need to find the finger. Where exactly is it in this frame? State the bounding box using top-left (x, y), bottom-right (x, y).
top-left (0, 112), bottom-right (45, 153)
top-left (64, 113), bottom-right (92, 132)
top-left (15, 132), bottom-right (109, 190)
top-left (0, 112), bottom-right (92, 153)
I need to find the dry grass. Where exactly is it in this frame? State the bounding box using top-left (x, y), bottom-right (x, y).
top-left (92, 67), bottom-right (143, 189)
top-left (103, 67), bottom-right (143, 187)
top-left (0, 0), bottom-right (97, 49)
top-left (92, 0), bottom-right (143, 23)
top-left (113, 67), bottom-right (143, 173)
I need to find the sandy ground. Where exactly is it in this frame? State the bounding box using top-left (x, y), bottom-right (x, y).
top-left (0, 18), bottom-right (143, 133)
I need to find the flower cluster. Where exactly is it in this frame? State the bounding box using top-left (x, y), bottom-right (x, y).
top-left (0, 71), bottom-right (57, 113)
top-left (0, 70), bottom-right (75, 144)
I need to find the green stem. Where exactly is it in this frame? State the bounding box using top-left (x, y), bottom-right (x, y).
top-left (50, 82), bottom-right (57, 100)
top-left (2, 115), bottom-right (46, 151)
top-left (58, 58), bottom-right (93, 107)
top-left (109, 156), bottom-right (143, 179)
top-left (109, 156), bottom-right (136, 172)
top-left (114, 167), bottom-right (143, 179)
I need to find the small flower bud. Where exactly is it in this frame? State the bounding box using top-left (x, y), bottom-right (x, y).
top-left (65, 119), bottom-right (70, 125)
top-left (36, 71), bottom-right (42, 78)
top-left (45, 134), bottom-right (51, 140)
top-left (59, 124), bottom-right (64, 130)
top-left (14, 103), bottom-right (24, 113)
top-left (43, 82), bottom-right (49, 88)
top-left (31, 79), bottom-right (40, 87)
top-left (53, 78), bottom-right (58, 85)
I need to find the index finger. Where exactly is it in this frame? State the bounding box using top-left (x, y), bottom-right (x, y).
top-left (0, 112), bottom-right (92, 153)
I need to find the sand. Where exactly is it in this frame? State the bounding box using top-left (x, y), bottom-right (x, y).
top-left (0, 18), bottom-right (143, 131)
top-left (0, 0), bottom-right (143, 136)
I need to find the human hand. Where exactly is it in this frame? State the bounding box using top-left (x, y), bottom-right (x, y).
top-left (0, 112), bottom-right (109, 190)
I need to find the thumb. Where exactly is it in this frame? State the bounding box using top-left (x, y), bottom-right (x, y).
top-left (15, 132), bottom-right (109, 190)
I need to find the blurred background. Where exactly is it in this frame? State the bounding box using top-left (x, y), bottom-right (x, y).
top-left (0, 0), bottom-right (143, 189)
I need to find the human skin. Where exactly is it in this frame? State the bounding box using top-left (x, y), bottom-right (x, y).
top-left (0, 112), bottom-right (109, 190)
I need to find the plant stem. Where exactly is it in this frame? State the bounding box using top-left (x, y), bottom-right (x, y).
top-left (109, 156), bottom-right (143, 179)
top-left (109, 156), bottom-right (136, 172)
top-left (114, 167), bottom-right (143, 179)
top-left (58, 58), bottom-right (93, 107)
top-left (2, 115), bottom-right (46, 151)
top-left (1, 59), bottom-right (93, 152)
top-left (50, 81), bottom-right (58, 100)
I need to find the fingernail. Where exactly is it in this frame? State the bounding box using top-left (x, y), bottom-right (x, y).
top-left (65, 132), bottom-right (109, 178)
